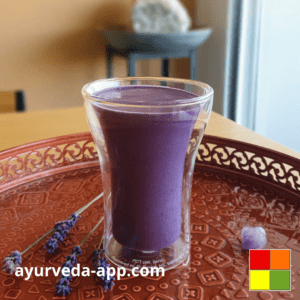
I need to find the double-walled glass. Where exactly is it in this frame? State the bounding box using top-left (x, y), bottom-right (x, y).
top-left (82, 77), bottom-right (213, 271)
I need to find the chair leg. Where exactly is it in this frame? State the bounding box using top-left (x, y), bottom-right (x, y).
top-left (127, 54), bottom-right (136, 77)
top-left (162, 59), bottom-right (169, 77)
top-left (16, 91), bottom-right (25, 111)
top-left (190, 49), bottom-right (198, 80)
top-left (106, 46), bottom-right (113, 78)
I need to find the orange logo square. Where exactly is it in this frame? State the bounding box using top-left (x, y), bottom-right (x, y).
top-left (270, 250), bottom-right (290, 270)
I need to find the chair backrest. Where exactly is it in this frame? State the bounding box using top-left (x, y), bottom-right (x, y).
top-left (0, 91), bottom-right (26, 113)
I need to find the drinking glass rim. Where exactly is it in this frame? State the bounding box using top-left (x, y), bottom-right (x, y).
top-left (82, 77), bottom-right (213, 108)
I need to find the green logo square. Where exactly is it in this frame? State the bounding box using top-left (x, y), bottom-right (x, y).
top-left (270, 270), bottom-right (290, 290)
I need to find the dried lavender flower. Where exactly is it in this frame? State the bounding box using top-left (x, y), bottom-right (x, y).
top-left (2, 193), bottom-right (104, 275)
top-left (55, 278), bottom-right (71, 297)
top-left (72, 245), bottom-right (82, 256)
top-left (44, 213), bottom-right (81, 253)
top-left (93, 249), bottom-right (115, 292)
top-left (44, 238), bottom-right (59, 254)
top-left (55, 216), bottom-right (104, 297)
top-left (2, 251), bottom-right (22, 274)
top-left (66, 254), bottom-right (77, 265)
top-left (55, 245), bottom-right (82, 297)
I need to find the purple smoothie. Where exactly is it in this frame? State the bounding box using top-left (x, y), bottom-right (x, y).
top-left (91, 86), bottom-right (200, 251)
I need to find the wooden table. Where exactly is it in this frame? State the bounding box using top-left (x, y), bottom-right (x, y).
top-left (1, 107), bottom-right (300, 300)
top-left (0, 107), bottom-right (299, 160)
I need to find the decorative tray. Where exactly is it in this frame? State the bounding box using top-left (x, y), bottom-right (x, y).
top-left (0, 133), bottom-right (299, 300)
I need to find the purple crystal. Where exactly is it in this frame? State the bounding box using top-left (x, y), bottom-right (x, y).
top-left (242, 226), bottom-right (267, 250)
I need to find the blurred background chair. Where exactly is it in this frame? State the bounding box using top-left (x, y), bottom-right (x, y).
top-left (0, 91), bottom-right (26, 113)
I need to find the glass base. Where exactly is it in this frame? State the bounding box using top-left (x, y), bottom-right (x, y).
top-left (105, 235), bottom-right (190, 272)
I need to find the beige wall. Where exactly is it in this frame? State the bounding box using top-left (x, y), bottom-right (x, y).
top-left (0, 0), bottom-right (194, 112)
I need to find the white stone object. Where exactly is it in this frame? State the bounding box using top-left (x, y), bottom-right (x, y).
top-left (241, 226), bottom-right (267, 250)
top-left (131, 0), bottom-right (191, 34)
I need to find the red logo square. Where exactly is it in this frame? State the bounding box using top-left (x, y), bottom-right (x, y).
top-left (250, 249), bottom-right (270, 270)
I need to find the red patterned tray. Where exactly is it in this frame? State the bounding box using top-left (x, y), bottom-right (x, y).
top-left (0, 133), bottom-right (299, 300)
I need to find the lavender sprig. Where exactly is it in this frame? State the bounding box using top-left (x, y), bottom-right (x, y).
top-left (2, 251), bottom-right (22, 274)
top-left (55, 216), bottom-right (104, 296)
top-left (56, 277), bottom-right (71, 296)
top-left (93, 248), bottom-right (115, 292)
top-left (2, 192), bottom-right (103, 274)
top-left (55, 245), bottom-right (81, 297)
top-left (44, 212), bottom-right (81, 253)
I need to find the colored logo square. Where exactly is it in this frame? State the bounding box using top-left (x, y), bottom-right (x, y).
top-left (270, 249), bottom-right (290, 270)
top-left (270, 270), bottom-right (290, 290)
top-left (250, 270), bottom-right (270, 290)
top-left (250, 250), bottom-right (270, 270)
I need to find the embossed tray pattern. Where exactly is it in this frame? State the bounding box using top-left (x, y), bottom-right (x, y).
top-left (0, 133), bottom-right (300, 300)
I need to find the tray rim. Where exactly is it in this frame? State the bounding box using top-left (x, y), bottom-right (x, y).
top-left (1, 132), bottom-right (299, 165)
top-left (0, 132), bottom-right (299, 195)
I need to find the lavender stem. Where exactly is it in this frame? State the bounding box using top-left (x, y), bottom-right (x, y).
top-left (80, 216), bottom-right (104, 247)
top-left (21, 192), bottom-right (104, 255)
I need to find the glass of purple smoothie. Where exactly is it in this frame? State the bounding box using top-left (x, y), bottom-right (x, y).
top-left (82, 77), bottom-right (213, 271)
